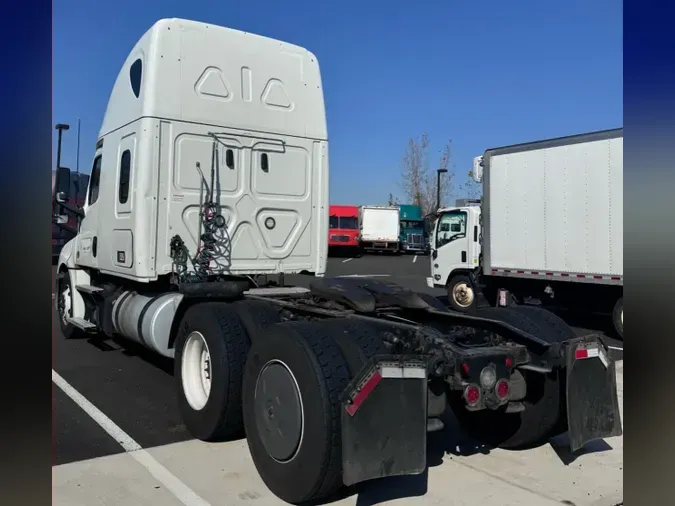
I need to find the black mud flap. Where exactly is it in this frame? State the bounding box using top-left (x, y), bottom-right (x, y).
top-left (565, 338), bottom-right (623, 452)
top-left (341, 356), bottom-right (428, 487)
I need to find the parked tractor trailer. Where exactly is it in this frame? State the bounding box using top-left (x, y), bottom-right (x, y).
top-left (428, 129), bottom-right (624, 337)
top-left (54, 19), bottom-right (622, 505)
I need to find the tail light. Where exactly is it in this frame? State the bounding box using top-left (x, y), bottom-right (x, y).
top-left (464, 384), bottom-right (481, 407)
top-left (495, 379), bottom-right (510, 401)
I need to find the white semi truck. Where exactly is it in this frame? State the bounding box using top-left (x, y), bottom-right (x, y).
top-left (428, 129), bottom-right (623, 337)
top-left (53, 19), bottom-right (622, 505)
top-left (358, 205), bottom-right (401, 253)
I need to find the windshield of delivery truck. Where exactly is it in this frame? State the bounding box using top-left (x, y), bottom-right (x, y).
top-left (329, 216), bottom-right (358, 230)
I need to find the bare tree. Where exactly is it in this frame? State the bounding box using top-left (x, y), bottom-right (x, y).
top-left (460, 169), bottom-right (482, 199)
top-left (387, 192), bottom-right (399, 206)
top-left (399, 134), bottom-right (455, 215)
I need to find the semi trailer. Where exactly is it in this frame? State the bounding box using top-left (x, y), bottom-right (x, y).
top-left (359, 205), bottom-right (401, 252)
top-left (428, 129), bottom-right (624, 338)
top-left (54, 19), bottom-right (622, 505)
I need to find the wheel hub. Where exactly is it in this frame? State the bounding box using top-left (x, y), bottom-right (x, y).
top-left (181, 332), bottom-right (212, 411)
top-left (59, 282), bottom-right (72, 324)
top-left (254, 360), bottom-right (303, 462)
top-left (453, 282), bottom-right (475, 307)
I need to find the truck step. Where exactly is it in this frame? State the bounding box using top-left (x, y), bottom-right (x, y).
top-left (244, 286), bottom-right (310, 296)
top-left (66, 317), bottom-right (98, 332)
top-left (76, 284), bottom-right (103, 295)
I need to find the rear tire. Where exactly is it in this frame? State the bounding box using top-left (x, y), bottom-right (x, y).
top-left (612, 297), bottom-right (623, 339)
top-left (243, 320), bottom-right (352, 504)
top-left (449, 306), bottom-right (569, 449)
top-left (231, 299), bottom-right (282, 343)
top-left (175, 302), bottom-right (250, 442)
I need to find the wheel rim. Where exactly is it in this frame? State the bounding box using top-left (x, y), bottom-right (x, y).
top-left (453, 282), bottom-right (475, 307)
top-left (254, 359), bottom-right (304, 463)
top-left (181, 332), bottom-right (212, 411)
top-left (58, 278), bottom-right (72, 325)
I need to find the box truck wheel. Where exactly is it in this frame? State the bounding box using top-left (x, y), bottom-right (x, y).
top-left (175, 302), bottom-right (250, 442)
top-left (612, 297), bottom-right (623, 339)
top-left (447, 274), bottom-right (476, 311)
top-left (242, 321), bottom-right (351, 504)
top-left (449, 307), bottom-right (568, 449)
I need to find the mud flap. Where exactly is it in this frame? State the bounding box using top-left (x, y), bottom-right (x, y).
top-left (565, 339), bottom-right (623, 452)
top-left (341, 356), bottom-right (428, 487)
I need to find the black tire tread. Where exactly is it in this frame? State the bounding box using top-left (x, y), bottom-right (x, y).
top-left (243, 320), bottom-right (352, 504)
top-left (232, 299), bottom-right (282, 342)
top-left (321, 319), bottom-right (388, 376)
top-left (175, 302), bottom-right (250, 441)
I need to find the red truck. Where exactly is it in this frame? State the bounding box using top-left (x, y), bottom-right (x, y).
top-left (328, 205), bottom-right (360, 253)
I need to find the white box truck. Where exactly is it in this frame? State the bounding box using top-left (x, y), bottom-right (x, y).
top-left (359, 205), bottom-right (401, 252)
top-left (52, 19), bottom-right (621, 504)
top-left (428, 128), bottom-right (623, 337)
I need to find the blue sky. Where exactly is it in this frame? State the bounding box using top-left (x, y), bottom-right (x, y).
top-left (54, 0), bottom-right (623, 206)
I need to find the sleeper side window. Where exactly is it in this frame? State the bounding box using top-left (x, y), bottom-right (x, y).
top-left (119, 150), bottom-right (131, 204)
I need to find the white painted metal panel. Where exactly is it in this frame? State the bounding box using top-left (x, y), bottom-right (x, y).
top-left (360, 206), bottom-right (400, 242)
top-left (487, 136), bottom-right (623, 277)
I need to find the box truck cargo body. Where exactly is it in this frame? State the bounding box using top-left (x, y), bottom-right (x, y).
top-left (359, 205), bottom-right (400, 252)
top-left (428, 128), bottom-right (624, 337)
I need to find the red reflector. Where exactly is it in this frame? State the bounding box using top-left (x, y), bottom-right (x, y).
top-left (462, 363), bottom-right (470, 375)
top-left (345, 370), bottom-right (382, 416)
top-left (575, 348), bottom-right (589, 359)
top-left (496, 379), bottom-right (509, 400)
top-left (505, 357), bottom-right (513, 368)
top-left (464, 385), bottom-right (480, 406)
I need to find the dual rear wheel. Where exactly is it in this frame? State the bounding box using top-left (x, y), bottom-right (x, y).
top-left (174, 301), bottom-right (387, 504)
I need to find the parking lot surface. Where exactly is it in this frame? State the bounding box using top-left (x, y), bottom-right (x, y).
top-left (52, 255), bottom-right (623, 506)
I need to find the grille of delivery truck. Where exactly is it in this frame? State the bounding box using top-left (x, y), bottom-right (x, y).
top-left (331, 235), bottom-right (350, 242)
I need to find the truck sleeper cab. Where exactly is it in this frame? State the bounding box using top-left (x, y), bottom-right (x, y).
top-left (54, 19), bottom-right (622, 506)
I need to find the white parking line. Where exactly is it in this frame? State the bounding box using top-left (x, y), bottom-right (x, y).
top-left (52, 370), bottom-right (211, 506)
top-left (342, 257), bottom-right (353, 263)
top-left (413, 255), bottom-right (418, 263)
top-left (337, 274), bottom-right (390, 278)
top-left (608, 345), bottom-right (623, 351)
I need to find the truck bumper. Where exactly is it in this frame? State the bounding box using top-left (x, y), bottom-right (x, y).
top-left (564, 336), bottom-right (623, 452)
top-left (341, 356), bottom-right (428, 486)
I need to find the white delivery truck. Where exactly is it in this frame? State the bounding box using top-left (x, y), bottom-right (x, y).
top-left (52, 19), bottom-right (622, 504)
top-left (358, 205), bottom-right (400, 253)
top-left (428, 128), bottom-right (623, 337)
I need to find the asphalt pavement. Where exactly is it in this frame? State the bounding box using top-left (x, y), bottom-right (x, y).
top-left (52, 255), bottom-right (624, 506)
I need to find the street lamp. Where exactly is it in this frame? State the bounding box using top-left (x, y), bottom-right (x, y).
top-left (436, 168), bottom-right (448, 211)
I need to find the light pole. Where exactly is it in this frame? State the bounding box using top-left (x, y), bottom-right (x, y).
top-left (436, 168), bottom-right (448, 211)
